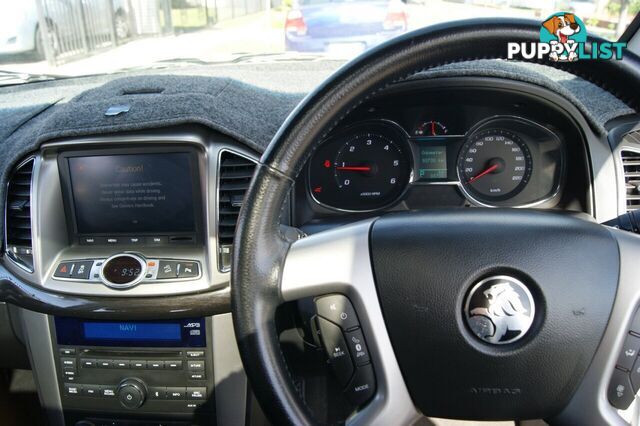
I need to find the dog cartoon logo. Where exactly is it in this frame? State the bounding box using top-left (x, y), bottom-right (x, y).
top-left (540, 12), bottom-right (587, 62)
top-left (465, 277), bottom-right (535, 345)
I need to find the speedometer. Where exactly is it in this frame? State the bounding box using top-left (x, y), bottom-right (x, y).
top-left (308, 121), bottom-right (411, 211)
top-left (457, 128), bottom-right (532, 203)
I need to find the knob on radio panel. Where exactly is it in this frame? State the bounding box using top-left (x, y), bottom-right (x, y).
top-left (117, 378), bottom-right (147, 409)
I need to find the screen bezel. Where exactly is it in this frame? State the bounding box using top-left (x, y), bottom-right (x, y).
top-left (57, 145), bottom-right (204, 244)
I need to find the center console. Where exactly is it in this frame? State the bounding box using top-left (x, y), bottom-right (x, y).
top-left (49, 147), bottom-right (205, 292)
top-left (2, 130), bottom-right (258, 426)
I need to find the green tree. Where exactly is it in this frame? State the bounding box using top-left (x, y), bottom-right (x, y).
top-left (607, 0), bottom-right (638, 36)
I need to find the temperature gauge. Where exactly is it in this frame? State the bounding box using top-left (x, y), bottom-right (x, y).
top-left (414, 121), bottom-right (448, 137)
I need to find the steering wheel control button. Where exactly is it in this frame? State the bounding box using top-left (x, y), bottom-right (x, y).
top-left (630, 309), bottom-right (640, 336)
top-left (315, 294), bottom-right (359, 331)
top-left (317, 316), bottom-right (355, 386)
top-left (464, 275), bottom-right (535, 345)
top-left (608, 368), bottom-right (635, 409)
top-left (345, 364), bottom-right (376, 406)
top-left (630, 357), bottom-right (640, 392)
top-left (344, 329), bottom-right (370, 366)
top-left (616, 333), bottom-right (640, 371)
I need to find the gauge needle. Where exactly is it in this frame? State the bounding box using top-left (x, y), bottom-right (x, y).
top-left (336, 166), bottom-right (372, 171)
top-left (431, 121), bottom-right (436, 136)
top-left (468, 164), bottom-right (499, 184)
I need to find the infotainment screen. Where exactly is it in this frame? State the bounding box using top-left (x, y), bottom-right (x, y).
top-left (65, 152), bottom-right (198, 235)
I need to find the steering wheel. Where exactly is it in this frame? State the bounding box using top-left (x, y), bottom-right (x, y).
top-left (231, 18), bottom-right (640, 425)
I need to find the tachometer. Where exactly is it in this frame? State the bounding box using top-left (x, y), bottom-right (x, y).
top-left (308, 121), bottom-right (411, 211)
top-left (457, 128), bottom-right (532, 203)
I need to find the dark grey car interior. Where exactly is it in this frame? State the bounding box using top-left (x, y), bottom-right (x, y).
top-left (1, 17), bottom-right (640, 426)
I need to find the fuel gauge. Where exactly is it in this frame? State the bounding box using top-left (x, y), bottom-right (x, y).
top-left (414, 120), bottom-right (448, 137)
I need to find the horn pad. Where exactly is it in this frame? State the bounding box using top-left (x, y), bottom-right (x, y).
top-left (370, 210), bottom-right (618, 420)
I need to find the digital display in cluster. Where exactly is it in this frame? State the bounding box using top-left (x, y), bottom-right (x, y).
top-left (418, 145), bottom-right (448, 180)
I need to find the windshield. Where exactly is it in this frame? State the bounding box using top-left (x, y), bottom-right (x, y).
top-left (0, 0), bottom-right (636, 80)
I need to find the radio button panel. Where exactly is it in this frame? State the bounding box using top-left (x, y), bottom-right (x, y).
top-left (57, 348), bottom-right (212, 415)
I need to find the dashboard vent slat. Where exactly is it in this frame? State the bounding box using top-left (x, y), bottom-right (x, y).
top-left (218, 151), bottom-right (257, 271)
top-left (622, 150), bottom-right (640, 212)
top-left (5, 158), bottom-right (34, 272)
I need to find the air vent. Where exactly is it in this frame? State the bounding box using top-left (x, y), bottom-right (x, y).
top-left (217, 151), bottom-right (257, 271)
top-left (5, 158), bottom-right (34, 272)
top-left (622, 150), bottom-right (640, 212)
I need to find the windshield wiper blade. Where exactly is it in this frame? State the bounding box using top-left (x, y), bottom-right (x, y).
top-left (0, 69), bottom-right (63, 86)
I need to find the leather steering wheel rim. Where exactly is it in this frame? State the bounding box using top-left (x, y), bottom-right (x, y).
top-left (231, 18), bottom-right (640, 425)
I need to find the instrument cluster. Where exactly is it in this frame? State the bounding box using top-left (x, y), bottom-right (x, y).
top-left (307, 115), bottom-right (564, 211)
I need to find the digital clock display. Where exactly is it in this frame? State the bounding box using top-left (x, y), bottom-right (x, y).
top-left (102, 255), bottom-right (143, 285)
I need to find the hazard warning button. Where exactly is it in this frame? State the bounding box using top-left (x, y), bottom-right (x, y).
top-left (54, 262), bottom-right (73, 278)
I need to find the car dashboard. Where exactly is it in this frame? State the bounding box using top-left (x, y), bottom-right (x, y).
top-left (0, 64), bottom-right (634, 425)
